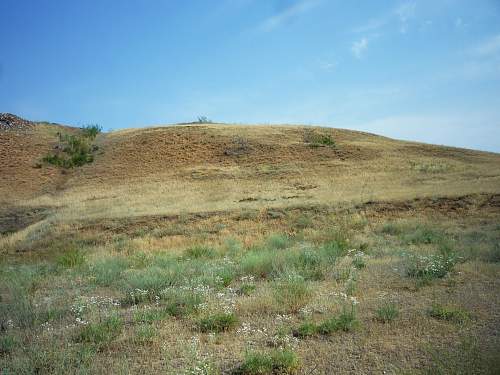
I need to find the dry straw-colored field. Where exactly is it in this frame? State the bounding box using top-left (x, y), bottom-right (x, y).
top-left (1, 120), bottom-right (500, 374)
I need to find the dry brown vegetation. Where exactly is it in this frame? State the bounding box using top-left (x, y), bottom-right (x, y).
top-left (1, 121), bottom-right (500, 374)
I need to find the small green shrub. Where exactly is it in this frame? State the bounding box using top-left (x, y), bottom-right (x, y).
top-left (90, 257), bottom-right (129, 287)
top-left (133, 308), bottom-right (168, 324)
top-left (294, 306), bottom-right (358, 337)
top-left (76, 315), bottom-right (123, 349)
top-left (133, 324), bottom-right (156, 344)
top-left (0, 334), bottom-right (17, 354)
top-left (161, 289), bottom-right (203, 317)
top-left (404, 252), bottom-right (456, 281)
top-left (428, 304), bottom-right (471, 324)
top-left (42, 129), bottom-right (100, 169)
top-left (238, 284), bottom-right (256, 296)
top-left (240, 249), bottom-right (282, 279)
top-left (184, 245), bottom-right (217, 259)
top-left (304, 130), bottom-right (336, 148)
top-left (266, 233), bottom-right (290, 250)
top-left (81, 124), bottom-right (102, 139)
top-left (404, 225), bottom-right (445, 245)
top-left (198, 312), bottom-right (238, 333)
top-left (235, 349), bottom-right (300, 375)
top-left (272, 276), bottom-right (312, 313)
top-left (294, 322), bottom-right (317, 338)
top-left (352, 253), bottom-right (366, 269)
top-left (57, 248), bottom-right (86, 268)
top-left (375, 302), bottom-right (399, 323)
top-left (121, 266), bottom-right (180, 305)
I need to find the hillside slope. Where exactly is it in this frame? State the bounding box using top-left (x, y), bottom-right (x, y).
top-left (2, 118), bottom-right (500, 223)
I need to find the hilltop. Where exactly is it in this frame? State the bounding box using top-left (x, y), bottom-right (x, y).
top-left (1, 116), bottom-right (499, 222)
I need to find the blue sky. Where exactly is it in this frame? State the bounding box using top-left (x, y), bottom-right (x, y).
top-left (1, 0), bottom-right (500, 152)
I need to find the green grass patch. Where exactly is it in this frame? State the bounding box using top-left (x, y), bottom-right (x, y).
top-left (428, 304), bottom-right (471, 324)
top-left (133, 307), bottom-right (168, 324)
top-left (198, 312), bottom-right (238, 333)
top-left (160, 288), bottom-right (203, 317)
top-left (184, 245), bottom-right (218, 259)
top-left (294, 306), bottom-right (358, 338)
top-left (90, 256), bottom-right (130, 287)
top-left (234, 349), bottom-right (300, 375)
top-left (375, 302), bottom-right (399, 323)
top-left (56, 248), bottom-right (86, 268)
top-left (76, 314), bottom-right (123, 349)
top-left (272, 275), bottom-right (312, 313)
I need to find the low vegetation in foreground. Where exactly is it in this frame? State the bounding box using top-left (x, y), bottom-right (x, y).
top-left (1, 198), bottom-right (499, 374)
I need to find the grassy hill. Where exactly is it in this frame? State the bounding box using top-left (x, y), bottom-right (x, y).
top-left (1, 117), bottom-right (499, 374)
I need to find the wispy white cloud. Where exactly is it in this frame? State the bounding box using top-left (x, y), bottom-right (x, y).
top-left (257, 0), bottom-right (322, 32)
top-left (395, 1), bottom-right (416, 33)
top-left (351, 38), bottom-right (368, 59)
top-left (353, 1), bottom-right (417, 35)
top-left (472, 34), bottom-right (500, 57)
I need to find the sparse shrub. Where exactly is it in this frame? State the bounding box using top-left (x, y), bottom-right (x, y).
top-left (294, 215), bottom-right (313, 229)
top-left (42, 129), bottom-right (99, 168)
top-left (292, 249), bottom-right (325, 281)
top-left (240, 249), bottom-right (283, 279)
top-left (161, 288), bottom-right (203, 317)
top-left (76, 314), bottom-right (123, 349)
top-left (198, 312), bottom-right (238, 333)
top-left (404, 252), bottom-right (456, 281)
top-left (90, 257), bottom-right (129, 287)
top-left (428, 304), bottom-right (471, 324)
top-left (294, 322), bottom-right (317, 338)
top-left (215, 266), bottom-right (235, 287)
top-left (294, 305), bottom-right (359, 337)
top-left (0, 334), bottom-right (17, 354)
top-left (266, 233), bottom-right (290, 250)
top-left (121, 266), bottom-right (180, 305)
top-left (238, 283), bottom-right (256, 296)
top-left (81, 124), bottom-right (102, 139)
top-left (272, 275), bottom-right (312, 313)
top-left (483, 243), bottom-right (500, 263)
top-left (0, 264), bottom-right (50, 329)
top-left (409, 160), bottom-right (449, 174)
top-left (318, 307), bottom-right (358, 334)
top-left (352, 252), bottom-right (366, 269)
top-left (184, 245), bottom-right (217, 259)
top-left (304, 130), bottom-right (336, 148)
top-left (344, 273), bottom-right (357, 296)
top-left (56, 248), bottom-right (86, 268)
top-left (380, 222), bottom-right (405, 236)
top-left (235, 349), bottom-right (300, 375)
top-left (133, 324), bottom-right (156, 344)
top-left (197, 116), bottom-right (212, 124)
top-left (133, 307), bottom-right (168, 324)
top-left (375, 302), bottom-right (399, 323)
top-left (320, 237), bottom-right (349, 262)
top-left (225, 237), bottom-right (243, 255)
top-left (404, 225), bottom-right (445, 245)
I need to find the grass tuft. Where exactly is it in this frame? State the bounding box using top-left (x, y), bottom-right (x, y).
top-left (234, 349), bottom-right (300, 375)
top-left (76, 314), bottom-right (123, 349)
top-left (375, 302), bottom-right (399, 323)
top-left (198, 312), bottom-right (238, 333)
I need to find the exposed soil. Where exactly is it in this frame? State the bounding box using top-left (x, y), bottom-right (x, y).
top-left (0, 206), bottom-right (51, 235)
